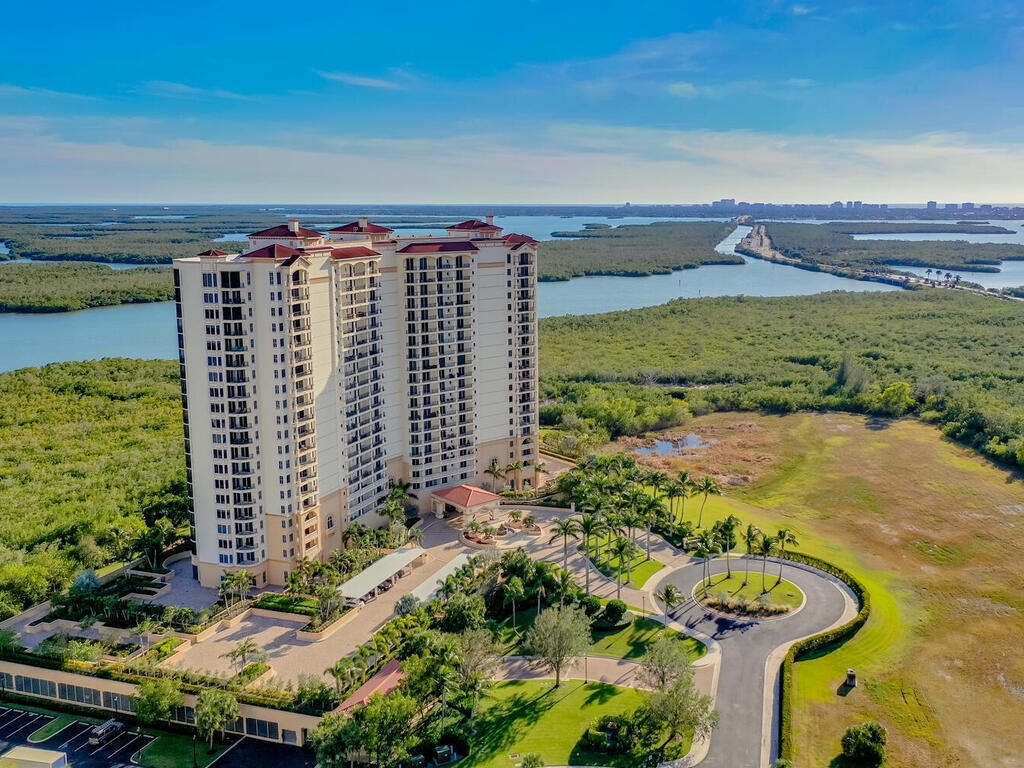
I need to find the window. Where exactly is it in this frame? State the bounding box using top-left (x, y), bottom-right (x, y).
top-left (15, 676), bottom-right (56, 698)
top-left (59, 683), bottom-right (101, 706)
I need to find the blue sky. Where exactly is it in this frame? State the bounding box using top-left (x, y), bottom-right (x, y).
top-left (2, 0), bottom-right (1023, 203)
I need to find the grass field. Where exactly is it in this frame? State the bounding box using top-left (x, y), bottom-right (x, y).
top-left (630, 411), bottom-right (1024, 768)
top-left (28, 713), bottom-right (77, 741)
top-left (459, 680), bottom-right (655, 768)
top-left (500, 609), bottom-right (705, 661)
top-left (583, 533), bottom-right (665, 588)
top-left (695, 573), bottom-right (804, 610)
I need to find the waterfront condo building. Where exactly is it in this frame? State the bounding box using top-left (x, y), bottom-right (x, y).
top-left (173, 217), bottom-right (539, 587)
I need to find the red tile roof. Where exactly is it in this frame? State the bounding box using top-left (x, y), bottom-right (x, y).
top-left (397, 241), bottom-right (478, 254)
top-left (243, 244), bottom-right (304, 260)
top-left (331, 246), bottom-right (381, 259)
top-left (448, 219), bottom-right (502, 232)
top-left (328, 220), bottom-right (394, 234)
top-left (503, 233), bottom-right (538, 245)
top-left (336, 659), bottom-right (405, 713)
top-left (432, 484), bottom-right (501, 508)
top-left (197, 249), bottom-right (228, 257)
top-left (248, 224), bottom-right (324, 239)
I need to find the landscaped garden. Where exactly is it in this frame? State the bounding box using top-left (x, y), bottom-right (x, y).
top-left (582, 532), bottom-right (664, 589)
top-left (456, 680), bottom-right (649, 768)
top-left (694, 573), bottom-right (804, 617)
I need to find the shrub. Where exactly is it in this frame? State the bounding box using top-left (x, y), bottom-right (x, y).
top-left (601, 599), bottom-right (628, 626)
top-left (520, 753), bottom-right (544, 768)
top-left (579, 594), bottom-right (602, 617)
top-left (841, 721), bottom-right (886, 766)
top-left (395, 594), bottom-right (422, 617)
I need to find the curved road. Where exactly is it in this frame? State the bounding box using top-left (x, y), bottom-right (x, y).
top-left (652, 556), bottom-right (856, 768)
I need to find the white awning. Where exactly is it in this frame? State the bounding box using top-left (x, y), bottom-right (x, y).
top-left (337, 547), bottom-right (427, 599)
top-left (409, 554), bottom-right (472, 603)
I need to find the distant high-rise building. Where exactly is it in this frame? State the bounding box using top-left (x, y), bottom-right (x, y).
top-left (961, 202), bottom-right (975, 210)
top-left (926, 201), bottom-right (937, 210)
top-left (945, 203), bottom-right (959, 210)
top-left (173, 217), bottom-right (539, 587)
top-left (846, 201), bottom-right (854, 209)
top-left (830, 201), bottom-right (844, 209)
top-left (853, 201), bottom-right (863, 209)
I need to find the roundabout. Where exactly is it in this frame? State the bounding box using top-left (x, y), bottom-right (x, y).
top-left (692, 572), bottom-right (805, 619)
top-left (650, 554), bottom-right (857, 768)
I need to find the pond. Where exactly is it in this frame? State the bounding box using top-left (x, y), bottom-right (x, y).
top-left (633, 435), bottom-right (710, 455)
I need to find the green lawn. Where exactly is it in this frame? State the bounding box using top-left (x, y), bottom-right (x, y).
top-left (695, 573), bottom-right (804, 610)
top-left (29, 714), bottom-right (78, 742)
top-left (137, 733), bottom-right (229, 768)
top-left (458, 680), bottom-right (657, 768)
top-left (500, 609), bottom-right (705, 662)
top-left (583, 534), bottom-right (665, 588)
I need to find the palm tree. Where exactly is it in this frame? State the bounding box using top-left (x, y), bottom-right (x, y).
top-left (133, 617), bottom-right (162, 653)
top-left (609, 536), bottom-right (634, 599)
top-left (552, 569), bottom-right (576, 606)
top-left (717, 514), bottom-right (742, 579)
top-left (695, 476), bottom-right (722, 529)
top-left (757, 534), bottom-right (778, 593)
top-left (577, 514), bottom-right (605, 594)
top-left (676, 471), bottom-right (694, 524)
top-left (504, 460), bottom-right (524, 491)
top-left (440, 574), bottom-right (460, 604)
top-left (663, 481), bottom-right (685, 524)
top-left (742, 523), bottom-right (761, 586)
top-left (533, 461), bottom-right (548, 488)
top-left (776, 528), bottom-right (799, 584)
top-left (325, 659), bottom-right (353, 694)
top-left (655, 583), bottom-right (683, 628)
top-left (407, 526), bottom-right (424, 546)
top-left (504, 577), bottom-right (525, 630)
top-left (694, 529), bottom-right (720, 588)
top-left (485, 462), bottom-right (506, 492)
top-left (221, 638), bottom-right (259, 671)
top-left (638, 494), bottom-right (665, 560)
top-left (548, 518), bottom-right (581, 571)
top-left (388, 479), bottom-right (417, 503)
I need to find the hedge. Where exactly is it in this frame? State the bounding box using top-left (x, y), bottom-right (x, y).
top-left (776, 550), bottom-right (872, 762)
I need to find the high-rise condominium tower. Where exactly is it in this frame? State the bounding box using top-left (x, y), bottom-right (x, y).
top-left (173, 217), bottom-right (538, 587)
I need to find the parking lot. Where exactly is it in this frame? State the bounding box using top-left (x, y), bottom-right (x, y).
top-left (0, 705), bottom-right (154, 768)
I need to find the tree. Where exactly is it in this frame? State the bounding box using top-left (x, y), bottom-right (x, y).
top-left (485, 462), bottom-right (506, 492)
top-left (638, 636), bottom-right (694, 692)
top-left (551, 568), bottom-right (578, 606)
top-left (326, 659), bottom-right (359, 696)
top-left (504, 576), bottom-right (526, 629)
top-left (716, 514), bottom-right (742, 579)
top-left (655, 583), bottom-right (683, 628)
top-left (523, 605), bottom-right (591, 687)
top-left (441, 592), bottom-right (486, 633)
top-left (132, 616), bottom-right (163, 653)
top-left (694, 530), bottom-right (720, 588)
top-left (387, 479), bottom-right (417, 503)
top-left (394, 594), bottom-right (422, 617)
top-left (532, 461), bottom-right (548, 488)
top-left (505, 460), bottom-right (525, 491)
top-left (841, 721), bottom-right (887, 767)
top-left (874, 381), bottom-right (914, 416)
top-left (742, 524), bottom-right (761, 586)
top-left (521, 754), bottom-right (544, 768)
top-left (132, 678), bottom-right (183, 725)
top-left (195, 689), bottom-right (239, 749)
top-left (577, 514), bottom-right (605, 594)
top-left (310, 711), bottom-right (363, 768)
top-left (609, 536), bottom-right (635, 599)
top-left (220, 637), bottom-right (260, 672)
top-left (775, 528), bottom-right (799, 584)
top-left (694, 476), bottom-right (722, 529)
top-left (676, 471), bottom-right (694, 523)
top-left (548, 517), bottom-right (581, 571)
top-left (136, 516), bottom-right (175, 570)
top-left (757, 534), bottom-right (777, 592)
top-left (360, 691), bottom-right (418, 768)
top-left (638, 638), bottom-right (718, 747)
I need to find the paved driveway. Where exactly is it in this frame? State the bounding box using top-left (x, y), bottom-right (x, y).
top-left (651, 557), bottom-right (856, 768)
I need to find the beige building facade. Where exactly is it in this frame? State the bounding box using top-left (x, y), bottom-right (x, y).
top-left (174, 217), bottom-right (538, 588)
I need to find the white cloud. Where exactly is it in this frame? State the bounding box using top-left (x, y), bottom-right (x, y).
top-left (315, 71), bottom-right (405, 90)
top-left (2, 117), bottom-right (1024, 204)
top-left (141, 81), bottom-right (253, 101)
top-left (791, 4), bottom-right (815, 15)
top-left (666, 82), bottom-right (698, 98)
top-left (0, 83), bottom-right (93, 100)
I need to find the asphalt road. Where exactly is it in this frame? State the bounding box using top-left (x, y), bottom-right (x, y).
top-left (659, 556), bottom-right (854, 768)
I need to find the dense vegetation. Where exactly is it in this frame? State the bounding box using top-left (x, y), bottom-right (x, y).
top-left (537, 221), bottom-right (740, 280)
top-left (0, 262), bottom-right (173, 312)
top-left (539, 290), bottom-right (1024, 468)
top-left (0, 359), bottom-right (184, 617)
top-left (764, 222), bottom-right (1024, 272)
